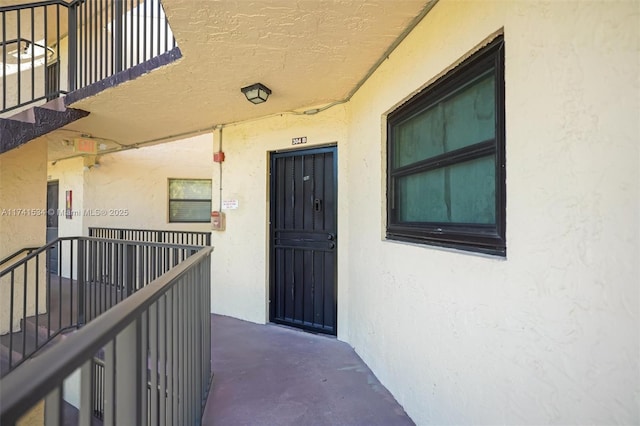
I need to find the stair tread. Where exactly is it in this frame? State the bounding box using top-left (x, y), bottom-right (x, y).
top-left (0, 102), bottom-right (88, 154)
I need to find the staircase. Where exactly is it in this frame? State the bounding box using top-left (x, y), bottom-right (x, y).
top-left (0, 275), bottom-right (77, 377)
top-left (0, 97), bottom-right (89, 153)
top-left (0, 234), bottom-right (212, 426)
top-left (0, 0), bottom-right (178, 155)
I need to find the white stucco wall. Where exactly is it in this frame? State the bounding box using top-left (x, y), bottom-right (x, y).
top-left (83, 135), bottom-right (213, 231)
top-left (209, 107), bottom-right (350, 325)
top-left (344, 1), bottom-right (639, 425)
top-left (0, 138), bottom-right (48, 256)
top-left (0, 138), bottom-right (48, 333)
top-left (48, 157), bottom-right (85, 239)
top-left (204, 0), bottom-right (639, 425)
top-left (12, 0), bottom-right (634, 423)
top-left (49, 134), bottom-right (214, 234)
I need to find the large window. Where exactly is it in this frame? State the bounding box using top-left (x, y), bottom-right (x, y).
top-left (387, 36), bottom-right (505, 255)
top-left (168, 178), bottom-right (212, 223)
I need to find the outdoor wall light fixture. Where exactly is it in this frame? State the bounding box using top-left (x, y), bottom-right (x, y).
top-left (240, 83), bottom-right (271, 104)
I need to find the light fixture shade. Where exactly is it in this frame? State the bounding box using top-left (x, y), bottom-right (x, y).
top-left (241, 83), bottom-right (271, 104)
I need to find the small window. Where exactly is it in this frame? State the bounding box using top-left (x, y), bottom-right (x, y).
top-left (387, 36), bottom-right (506, 255)
top-left (168, 178), bottom-right (212, 223)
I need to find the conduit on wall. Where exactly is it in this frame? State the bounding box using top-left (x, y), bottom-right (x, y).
top-left (217, 126), bottom-right (223, 212)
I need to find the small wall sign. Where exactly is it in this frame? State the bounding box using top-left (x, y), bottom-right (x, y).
top-left (292, 136), bottom-right (307, 145)
top-left (65, 190), bottom-right (73, 219)
top-left (74, 138), bottom-right (97, 154)
top-left (222, 199), bottom-right (239, 210)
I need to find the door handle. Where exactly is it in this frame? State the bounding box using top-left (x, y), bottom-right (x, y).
top-left (328, 242), bottom-right (336, 249)
top-left (314, 199), bottom-right (322, 212)
top-left (327, 233), bottom-right (335, 241)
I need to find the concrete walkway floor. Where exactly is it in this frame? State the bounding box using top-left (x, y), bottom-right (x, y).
top-left (202, 315), bottom-right (414, 426)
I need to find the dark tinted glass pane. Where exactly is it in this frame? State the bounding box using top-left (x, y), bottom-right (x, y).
top-left (394, 104), bottom-right (444, 168)
top-left (169, 179), bottom-right (212, 200)
top-left (169, 200), bottom-right (211, 222)
top-left (394, 73), bottom-right (495, 168)
top-left (397, 155), bottom-right (495, 224)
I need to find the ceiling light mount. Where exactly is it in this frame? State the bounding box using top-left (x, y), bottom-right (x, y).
top-left (241, 83), bottom-right (271, 104)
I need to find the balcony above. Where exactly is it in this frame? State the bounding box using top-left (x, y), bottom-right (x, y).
top-left (2, 0), bottom-right (437, 160)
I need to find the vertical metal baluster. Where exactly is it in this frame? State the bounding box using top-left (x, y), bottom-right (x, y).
top-left (79, 360), bottom-right (93, 425)
top-left (150, 302), bottom-right (158, 426)
top-left (135, 0), bottom-right (140, 65)
top-left (9, 270), bottom-right (14, 368)
top-left (88, 240), bottom-right (93, 322)
top-left (93, 240), bottom-right (98, 318)
top-left (103, 241), bottom-right (107, 314)
top-left (104, 340), bottom-right (115, 426)
top-left (22, 264), bottom-right (28, 359)
top-left (111, 0), bottom-right (115, 75)
top-left (167, 287), bottom-right (174, 424)
top-left (87, 0), bottom-right (92, 84)
top-left (115, 318), bottom-right (143, 425)
top-left (142, 0), bottom-right (147, 61)
top-left (181, 279), bottom-right (186, 424)
top-left (45, 385), bottom-right (63, 426)
top-left (189, 269), bottom-right (196, 422)
top-left (207, 256), bottom-right (212, 382)
top-left (83, 1), bottom-right (88, 87)
top-left (145, 245), bottom-right (149, 287)
top-left (43, 4), bottom-right (48, 98)
top-left (138, 245), bottom-right (144, 291)
top-left (70, 240), bottom-right (74, 326)
top-left (56, 4), bottom-right (60, 96)
top-left (46, 249), bottom-right (51, 338)
top-left (197, 260), bottom-right (204, 405)
top-left (108, 241), bottom-right (113, 309)
top-left (68, 2), bottom-right (77, 92)
top-left (140, 311), bottom-right (148, 426)
top-left (99, 0), bottom-right (104, 80)
top-left (127, 0), bottom-right (132, 68)
top-left (30, 7), bottom-right (35, 100)
top-left (57, 240), bottom-right (62, 328)
top-left (159, 294), bottom-right (167, 426)
top-left (78, 1), bottom-right (82, 88)
top-left (91, 240), bottom-right (96, 317)
top-left (2, 11), bottom-right (6, 110)
top-left (77, 239), bottom-right (85, 326)
top-left (156, 0), bottom-right (161, 56)
top-left (16, 9), bottom-right (21, 105)
top-left (149, 0), bottom-right (154, 57)
top-left (93, 0), bottom-right (98, 83)
top-left (173, 285), bottom-right (179, 424)
top-left (34, 254), bottom-right (39, 351)
top-left (98, 359), bottom-right (104, 421)
top-left (185, 273), bottom-right (191, 424)
top-left (119, 242), bottom-right (125, 302)
top-left (98, 241), bottom-right (103, 315)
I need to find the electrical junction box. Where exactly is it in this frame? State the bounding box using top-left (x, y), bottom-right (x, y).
top-left (213, 151), bottom-right (225, 162)
top-left (211, 211), bottom-right (225, 231)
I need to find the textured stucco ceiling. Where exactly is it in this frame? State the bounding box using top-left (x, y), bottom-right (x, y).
top-left (45, 0), bottom-right (434, 161)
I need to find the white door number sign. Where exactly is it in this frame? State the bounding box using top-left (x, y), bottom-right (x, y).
top-left (292, 136), bottom-right (307, 145)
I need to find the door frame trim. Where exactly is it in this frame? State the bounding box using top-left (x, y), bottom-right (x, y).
top-left (268, 144), bottom-right (338, 334)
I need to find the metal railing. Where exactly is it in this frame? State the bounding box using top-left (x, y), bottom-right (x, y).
top-left (0, 245), bottom-right (213, 425)
top-left (0, 1), bottom-right (65, 113)
top-left (0, 246), bottom-right (41, 269)
top-left (1, 0), bottom-right (176, 114)
top-left (89, 226), bottom-right (212, 246)
top-left (0, 236), bottom-right (200, 376)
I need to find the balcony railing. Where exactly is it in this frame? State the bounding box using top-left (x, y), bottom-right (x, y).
top-left (1, 0), bottom-right (176, 114)
top-left (89, 226), bottom-right (212, 246)
top-left (0, 244), bottom-right (213, 425)
top-left (0, 236), bottom-right (200, 376)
